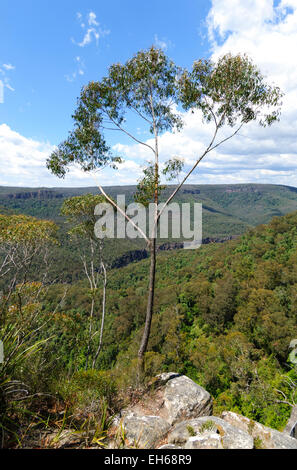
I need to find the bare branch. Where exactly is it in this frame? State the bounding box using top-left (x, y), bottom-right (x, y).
top-left (130, 104), bottom-right (153, 125)
top-left (102, 109), bottom-right (156, 155)
top-left (156, 121), bottom-right (219, 224)
top-left (156, 120), bottom-right (244, 226)
top-left (208, 123), bottom-right (244, 153)
top-left (91, 173), bottom-right (150, 245)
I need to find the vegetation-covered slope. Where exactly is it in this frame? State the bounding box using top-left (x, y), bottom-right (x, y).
top-left (38, 210), bottom-right (297, 429)
top-left (1, 203), bottom-right (297, 447)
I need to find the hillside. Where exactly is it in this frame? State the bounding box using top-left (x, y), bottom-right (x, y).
top-left (1, 208), bottom-right (297, 447)
top-left (41, 210), bottom-right (297, 429)
top-left (0, 183), bottom-right (296, 282)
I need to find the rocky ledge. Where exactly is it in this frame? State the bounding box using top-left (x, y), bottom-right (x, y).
top-left (108, 373), bottom-right (297, 450)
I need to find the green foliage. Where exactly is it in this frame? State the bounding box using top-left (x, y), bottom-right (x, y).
top-left (0, 214), bottom-right (58, 245)
top-left (162, 157), bottom-right (184, 182)
top-left (186, 425), bottom-right (196, 436)
top-left (179, 53), bottom-right (283, 127)
top-left (0, 213), bottom-right (59, 291)
top-left (47, 47), bottom-right (282, 181)
top-left (0, 298), bottom-right (50, 446)
top-left (59, 370), bottom-right (117, 408)
top-left (0, 183), bottom-right (296, 285)
top-left (254, 437), bottom-right (264, 449)
top-left (46, 47), bottom-right (182, 178)
top-left (199, 420), bottom-right (216, 433)
top-left (61, 193), bottom-right (108, 240)
top-left (134, 163), bottom-right (166, 207)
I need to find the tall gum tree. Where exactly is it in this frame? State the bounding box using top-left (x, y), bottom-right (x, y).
top-left (46, 47), bottom-right (283, 378)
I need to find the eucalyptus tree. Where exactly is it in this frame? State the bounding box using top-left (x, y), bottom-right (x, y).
top-left (0, 213), bottom-right (58, 338)
top-left (60, 194), bottom-right (109, 369)
top-left (0, 214), bottom-right (58, 316)
top-left (47, 46), bottom-right (283, 375)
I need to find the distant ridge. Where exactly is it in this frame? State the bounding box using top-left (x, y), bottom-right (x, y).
top-left (0, 183), bottom-right (296, 236)
top-left (0, 183), bottom-right (296, 283)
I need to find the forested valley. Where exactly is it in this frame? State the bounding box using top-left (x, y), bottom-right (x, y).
top-left (1, 185), bottom-right (297, 448)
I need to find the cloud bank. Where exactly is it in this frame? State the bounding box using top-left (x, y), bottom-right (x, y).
top-left (0, 124), bottom-right (142, 187)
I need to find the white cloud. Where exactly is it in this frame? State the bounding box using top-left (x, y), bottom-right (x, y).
top-left (207, 0), bottom-right (297, 91)
top-left (202, 0), bottom-right (297, 185)
top-left (65, 56), bottom-right (85, 82)
top-left (5, 2), bottom-right (297, 189)
top-left (207, 0), bottom-right (274, 41)
top-left (74, 11), bottom-right (110, 48)
top-left (0, 124), bottom-right (143, 187)
top-left (154, 35), bottom-right (172, 51)
top-left (0, 63), bottom-right (15, 102)
top-left (5, 83), bottom-right (15, 92)
top-left (88, 12), bottom-right (99, 27)
top-left (78, 29), bottom-right (99, 47)
top-left (2, 64), bottom-right (15, 71)
top-left (0, 124), bottom-right (55, 186)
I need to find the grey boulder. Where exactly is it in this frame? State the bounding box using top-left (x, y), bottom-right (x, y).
top-left (185, 433), bottom-right (223, 449)
top-left (167, 416), bottom-right (254, 449)
top-left (163, 375), bottom-right (213, 425)
top-left (122, 414), bottom-right (170, 448)
top-left (222, 411), bottom-right (297, 449)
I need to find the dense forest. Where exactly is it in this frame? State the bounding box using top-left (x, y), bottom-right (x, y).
top-left (0, 188), bottom-right (297, 447)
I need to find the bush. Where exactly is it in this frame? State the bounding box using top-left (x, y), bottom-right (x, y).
top-left (55, 370), bottom-right (118, 419)
top-left (71, 370), bottom-right (117, 402)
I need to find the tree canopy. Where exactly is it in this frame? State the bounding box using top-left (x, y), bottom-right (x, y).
top-left (47, 47), bottom-right (282, 183)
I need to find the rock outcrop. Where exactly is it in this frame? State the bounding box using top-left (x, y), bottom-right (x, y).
top-left (161, 374), bottom-right (213, 425)
top-left (167, 417), bottom-right (254, 449)
top-left (116, 415), bottom-right (170, 448)
top-left (110, 373), bottom-right (212, 448)
top-left (221, 411), bottom-right (297, 449)
top-left (109, 373), bottom-right (297, 450)
top-left (284, 405), bottom-right (297, 437)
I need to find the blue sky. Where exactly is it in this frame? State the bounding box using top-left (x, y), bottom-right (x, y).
top-left (0, 0), bottom-right (297, 188)
top-left (0, 0), bottom-right (210, 142)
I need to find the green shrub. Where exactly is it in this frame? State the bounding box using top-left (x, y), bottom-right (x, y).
top-left (186, 425), bottom-right (196, 437)
top-left (54, 369), bottom-right (118, 419)
top-left (71, 370), bottom-right (117, 401)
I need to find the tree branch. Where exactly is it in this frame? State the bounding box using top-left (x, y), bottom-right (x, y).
top-left (156, 121), bottom-right (244, 225)
top-left (91, 173), bottom-right (150, 245)
top-left (156, 121), bottom-right (219, 224)
top-left (103, 110), bottom-right (156, 155)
